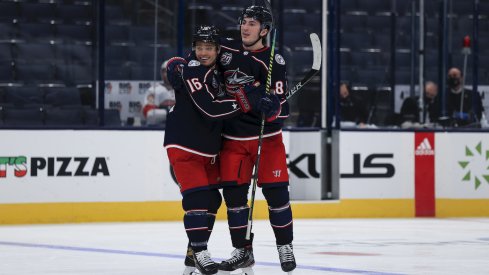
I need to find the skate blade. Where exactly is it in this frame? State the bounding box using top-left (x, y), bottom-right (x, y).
top-left (241, 267), bottom-right (254, 275)
top-left (217, 267), bottom-right (254, 275)
top-left (183, 266), bottom-right (199, 275)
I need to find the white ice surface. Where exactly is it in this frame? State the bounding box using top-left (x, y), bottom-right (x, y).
top-left (1, 218), bottom-right (489, 275)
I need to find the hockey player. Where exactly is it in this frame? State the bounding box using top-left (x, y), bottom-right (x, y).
top-left (164, 25), bottom-right (274, 275)
top-left (217, 5), bottom-right (296, 274)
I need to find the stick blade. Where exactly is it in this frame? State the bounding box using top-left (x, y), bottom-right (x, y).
top-left (310, 33), bottom-right (322, 70)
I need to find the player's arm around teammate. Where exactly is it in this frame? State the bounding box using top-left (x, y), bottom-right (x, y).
top-left (163, 25), bottom-right (272, 275)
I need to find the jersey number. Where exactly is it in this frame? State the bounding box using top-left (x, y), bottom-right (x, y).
top-left (275, 81), bottom-right (284, 95)
top-left (186, 78), bottom-right (203, 92)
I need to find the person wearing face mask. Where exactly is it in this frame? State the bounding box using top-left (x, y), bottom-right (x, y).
top-left (446, 67), bottom-right (482, 127)
top-left (400, 81), bottom-right (441, 128)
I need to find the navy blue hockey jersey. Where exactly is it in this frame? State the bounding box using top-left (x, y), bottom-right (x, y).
top-left (218, 38), bottom-right (290, 140)
top-left (164, 60), bottom-right (241, 156)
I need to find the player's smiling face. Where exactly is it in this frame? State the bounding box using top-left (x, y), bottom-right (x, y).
top-left (240, 17), bottom-right (268, 49)
top-left (194, 41), bottom-right (219, 67)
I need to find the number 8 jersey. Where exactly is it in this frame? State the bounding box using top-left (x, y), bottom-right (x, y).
top-left (218, 39), bottom-right (290, 140)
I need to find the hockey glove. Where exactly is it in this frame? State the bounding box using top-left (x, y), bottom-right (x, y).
top-left (234, 84), bottom-right (266, 113)
top-left (258, 93), bottom-right (282, 122)
top-left (166, 57), bottom-right (187, 90)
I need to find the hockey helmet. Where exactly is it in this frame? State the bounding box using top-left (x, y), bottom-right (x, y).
top-left (239, 5), bottom-right (274, 30)
top-left (192, 25), bottom-right (220, 47)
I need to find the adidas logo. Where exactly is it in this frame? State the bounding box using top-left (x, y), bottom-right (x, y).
top-left (415, 138), bottom-right (435, 156)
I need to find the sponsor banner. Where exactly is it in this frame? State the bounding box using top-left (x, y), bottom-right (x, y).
top-left (414, 132), bottom-right (435, 217)
top-left (339, 131), bottom-right (414, 199)
top-left (3, 130), bottom-right (319, 205)
top-left (102, 81), bottom-right (154, 124)
top-left (0, 130), bottom-right (326, 205)
top-left (436, 133), bottom-right (489, 198)
top-left (288, 131), bottom-right (322, 200)
top-left (0, 130), bottom-right (182, 203)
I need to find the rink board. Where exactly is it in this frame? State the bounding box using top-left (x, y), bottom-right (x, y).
top-left (0, 130), bottom-right (488, 224)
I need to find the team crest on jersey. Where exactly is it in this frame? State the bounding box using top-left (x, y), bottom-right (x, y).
top-left (220, 52), bottom-right (233, 65)
top-left (188, 60), bottom-right (200, 67)
top-left (275, 54), bottom-right (285, 65)
top-left (224, 69), bottom-right (255, 93)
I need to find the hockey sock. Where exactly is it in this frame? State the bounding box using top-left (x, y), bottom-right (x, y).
top-left (207, 189), bottom-right (222, 240)
top-left (226, 205), bottom-right (250, 248)
top-left (263, 187), bottom-right (294, 245)
top-left (223, 185), bottom-right (250, 248)
top-left (182, 190), bottom-right (211, 252)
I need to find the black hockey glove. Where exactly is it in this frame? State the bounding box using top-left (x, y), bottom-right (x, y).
top-left (166, 57), bottom-right (187, 90)
top-left (258, 93), bottom-right (282, 122)
top-left (234, 84), bottom-right (266, 113)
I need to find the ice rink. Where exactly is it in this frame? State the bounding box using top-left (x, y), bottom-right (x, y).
top-left (1, 218), bottom-right (488, 275)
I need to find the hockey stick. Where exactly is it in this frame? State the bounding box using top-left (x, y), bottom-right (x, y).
top-left (245, 28), bottom-right (277, 240)
top-left (285, 33), bottom-right (322, 101)
top-left (245, 32), bottom-right (322, 240)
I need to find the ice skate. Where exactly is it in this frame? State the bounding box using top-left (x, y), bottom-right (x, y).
top-left (183, 246), bottom-right (197, 275)
top-left (277, 243), bottom-right (296, 273)
top-left (218, 246), bottom-right (255, 272)
top-left (193, 249), bottom-right (218, 275)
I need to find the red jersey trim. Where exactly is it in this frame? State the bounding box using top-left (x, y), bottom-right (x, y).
top-left (251, 46), bottom-right (269, 53)
top-left (164, 144), bottom-right (217, 157)
top-left (222, 129), bottom-right (282, 141)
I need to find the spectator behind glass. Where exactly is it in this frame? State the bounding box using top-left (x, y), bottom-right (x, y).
top-left (339, 82), bottom-right (368, 128)
top-left (446, 67), bottom-right (482, 127)
top-left (400, 81), bottom-right (440, 128)
top-left (142, 59), bottom-right (176, 125)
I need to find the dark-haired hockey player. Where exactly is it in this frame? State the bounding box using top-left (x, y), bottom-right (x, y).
top-left (164, 25), bottom-right (274, 275)
top-left (217, 5), bottom-right (297, 274)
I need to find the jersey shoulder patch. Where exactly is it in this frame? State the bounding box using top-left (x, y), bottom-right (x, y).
top-left (275, 54), bottom-right (286, 65)
top-left (188, 60), bottom-right (201, 67)
top-left (220, 52), bottom-right (233, 65)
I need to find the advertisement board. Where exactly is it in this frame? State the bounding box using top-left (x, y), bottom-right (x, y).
top-left (339, 131), bottom-right (414, 199)
top-left (103, 81), bottom-right (155, 124)
top-left (0, 130), bottom-right (181, 203)
top-left (414, 132), bottom-right (435, 216)
top-left (287, 131), bottom-right (322, 200)
top-left (436, 133), bottom-right (489, 198)
top-left (3, 129), bottom-right (488, 223)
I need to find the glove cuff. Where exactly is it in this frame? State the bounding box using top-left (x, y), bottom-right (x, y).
top-left (166, 57), bottom-right (187, 72)
top-left (266, 104), bottom-right (281, 122)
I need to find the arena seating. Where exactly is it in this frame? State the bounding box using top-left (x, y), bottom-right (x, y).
top-left (0, 0), bottom-right (488, 128)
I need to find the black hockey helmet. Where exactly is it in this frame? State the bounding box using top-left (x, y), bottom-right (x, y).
top-left (192, 25), bottom-right (220, 47)
top-left (239, 5), bottom-right (274, 31)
